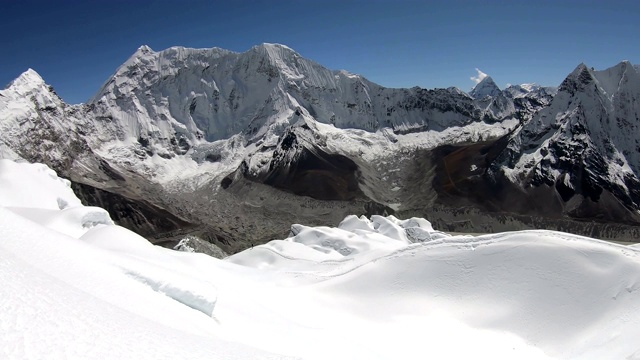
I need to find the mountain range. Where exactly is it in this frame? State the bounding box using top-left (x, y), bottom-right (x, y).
top-left (2, 43), bottom-right (639, 252)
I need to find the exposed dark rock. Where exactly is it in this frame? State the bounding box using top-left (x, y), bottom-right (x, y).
top-left (71, 182), bottom-right (195, 239)
top-left (220, 176), bottom-right (233, 189)
top-left (252, 146), bottom-right (360, 201)
top-left (98, 159), bottom-right (126, 182)
top-left (205, 153), bottom-right (222, 162)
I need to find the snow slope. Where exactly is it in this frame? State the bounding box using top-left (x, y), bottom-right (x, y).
top-left (2, 159), bottom-right (640, 359)
top-left (228, 216), bottom-right (640, 359)
top-left (0, 160), bottom-right (295, 359)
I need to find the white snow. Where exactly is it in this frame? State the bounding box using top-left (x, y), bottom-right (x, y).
top-left (0, 160), bottom-right (82, 210)
top-left (2, 159), bottom-right (640, 359)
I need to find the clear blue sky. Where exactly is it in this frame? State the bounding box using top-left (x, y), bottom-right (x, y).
top-left (2, 0), bottom-right (638, 104)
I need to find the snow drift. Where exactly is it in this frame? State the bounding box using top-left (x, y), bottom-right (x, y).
top-left (2, 159), bottom-right (640, 359)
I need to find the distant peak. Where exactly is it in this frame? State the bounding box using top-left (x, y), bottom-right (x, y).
top-left (258, 43), bottom-right (295, 51)
top-left (614, 60), bottom-right (633, 72)
top-left (447, 86), bottom-right (471, 97)
top-left (470, 75), bottom-right (501, 98)
top-left (574, 62), bottom-right (589, 73)
top-left (20, 68), bottom-right (44, 82)
top-left (480, 75), bottom-right (494, 82)
top-left (479, 75), bottom-right (497, 87)
top-left (250, 43), bottom-right (300, 57)
top-left (6, 68), bottom-right (46, 91)
top-left (136, 45), bottom-right (154, 54)
top-left (337, 69), bottom-right (360, 79)
top-left (566, 63), bottom-right (593, 79)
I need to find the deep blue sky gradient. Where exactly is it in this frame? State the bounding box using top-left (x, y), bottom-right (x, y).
top-left (2, 0), bottom-right (639, 104)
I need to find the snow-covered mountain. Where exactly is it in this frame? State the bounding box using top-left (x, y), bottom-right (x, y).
top-left (469, 75), bottom-right (501, 98)
top-left (1, 44), bottom-right (639, 249)
top-left (90, 43), bottom-right (499, 149)
top-left (493, 61), bottom-right (640, 222)
top-left (0, 68), bottom-right (204, 238)
top-left (0, 69), bottom-right (93, 173)
top-left (3, 158), bottom-right (640, 359)
top-left (425, 61), bottom-right (640, 232)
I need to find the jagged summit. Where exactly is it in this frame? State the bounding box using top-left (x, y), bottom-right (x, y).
top-left (469, 75), bottom-right (501, 98)
top-left (558, 63), bottom-right (594, 94)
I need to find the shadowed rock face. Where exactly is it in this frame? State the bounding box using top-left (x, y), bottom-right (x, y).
top-left (71, 182), bottom-right (195, 240)
top-left (240, 130), bottom-right (361, 201)
top-left (262, 147), bottom-right (360, 201)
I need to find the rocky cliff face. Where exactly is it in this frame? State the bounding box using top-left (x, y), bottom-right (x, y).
top-left (1, 44), bottom-right (638, 250)
top-left (494, 62), bottom-right (640, 222)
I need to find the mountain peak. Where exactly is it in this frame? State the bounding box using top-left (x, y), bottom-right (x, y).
top-left (259, 43), bottom-right (295, 51)
top-left (250, 43), bottom-right (300, 60)
top-left (16, 68), bottom-right (44, 84)
top-left (136, 45), bottom-right (154, 55)
top-left (470, 75), bottom-right (501, 98)
top-left (565, 63), bottom-right (590, 80)
top-left (558, 63), bottom-right (594, 94)
top-left (609, 59), bottom-right (634, 74)
top-left (5, 68), bottom-right (46, 92)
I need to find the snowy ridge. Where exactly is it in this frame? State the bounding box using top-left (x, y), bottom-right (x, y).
top-left (504, 83), bottom-right (558, 99)
top-left (0, 159), bottom-right (218, 317)
top-left (3, 159), bottom-right (640, 359)
top-left (88, 43), bottom-right (519, 150)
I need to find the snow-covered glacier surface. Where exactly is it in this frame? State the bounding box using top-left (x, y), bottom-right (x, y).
top-left (2, 159), bottom-right (640, 360)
